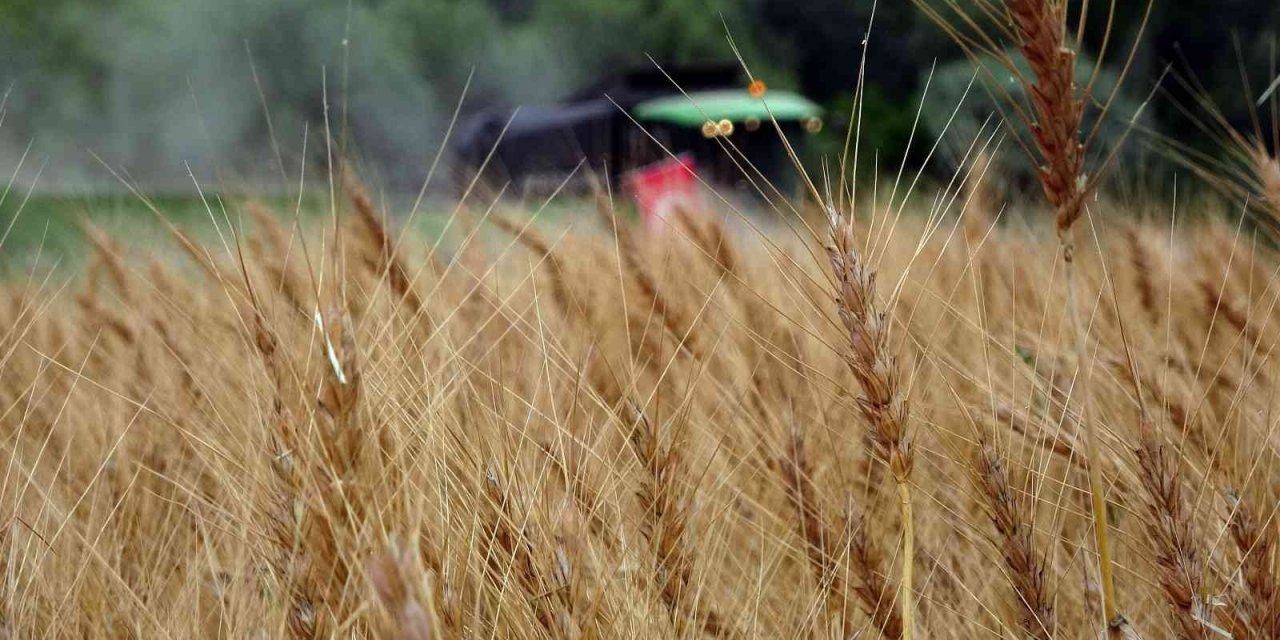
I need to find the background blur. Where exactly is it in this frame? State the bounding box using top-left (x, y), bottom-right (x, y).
top-left (0, 0), bottom-right (1277, 196)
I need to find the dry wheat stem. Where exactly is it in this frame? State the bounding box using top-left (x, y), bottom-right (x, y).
top-left (1064, 261), bottom-right (1124, 633)
top-left (1006, 0), bottom-right (1120, 629)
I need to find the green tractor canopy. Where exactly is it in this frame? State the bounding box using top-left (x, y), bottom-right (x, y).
top-left (632, 89), bottom-right (822, 128)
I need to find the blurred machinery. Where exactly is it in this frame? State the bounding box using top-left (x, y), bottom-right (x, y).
top-left (452, 64), bottom-right (822, 197)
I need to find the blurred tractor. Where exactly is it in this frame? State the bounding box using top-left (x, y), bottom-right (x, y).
top-left (452, 63), bottom-right (822, 198)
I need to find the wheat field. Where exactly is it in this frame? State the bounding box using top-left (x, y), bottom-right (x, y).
top-left (3, 0), bottom-right (1280, 636)
top-left (0, 169), bottom-right (1277, 638)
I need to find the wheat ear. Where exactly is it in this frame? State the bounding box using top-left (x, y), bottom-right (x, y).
top-left (600, 205), bottom-right (706, 362)
top-left (974, 438), bottom-right (1056, 639)
top-left (490, 215), bottom-right (578, 317)
top-left (1008, 0), bottom-right (1087, 233)
top-left (79, 219), bottom-right (136, 304)
top-left (247, 305), bottom-right (320, 638)
top-left (1134, 416), bottom-right (1213, 639)
top-left (1200, 278), bottom-right (1262, 350)
top-left (625, 403), bottom-right (741, 639)
top-left (1125, 226), bottom-right (1160, 325)
top-left (779, 423), bottom-right (903, 638)
top-left (481, 472), bottom-right (583, 639)
top-left (845, 503), bottom-right (907, 639)
top-left (348, 181), bottom-right (435, 337)
top-left (247, 201), bottom-right (311, 316)
top-left (824, 206), bottom-right (915, 639)
top-left (1224, 490), bottom-right (1279, 640)
top-left (369, 542), bottom-right (439, 640)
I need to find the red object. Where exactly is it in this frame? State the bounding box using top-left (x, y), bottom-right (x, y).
top-left (624, 154), bottom-right (701, 231)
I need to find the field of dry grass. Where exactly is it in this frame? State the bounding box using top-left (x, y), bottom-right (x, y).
top-left (1, 169), bottom-right (1278, 638)
top-left (3, 0), bottom-right (1280, 637)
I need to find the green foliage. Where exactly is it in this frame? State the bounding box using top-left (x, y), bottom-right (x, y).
top-left (0, 0), bottom-right (1273, 192)
top-left (803, 85), bottom-right (918, 175)
top-left (918, 50), bottom-right (1154, 187)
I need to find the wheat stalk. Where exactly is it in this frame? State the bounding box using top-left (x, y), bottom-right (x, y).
top-left (1003, 2), bottom-right (1123, 630)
